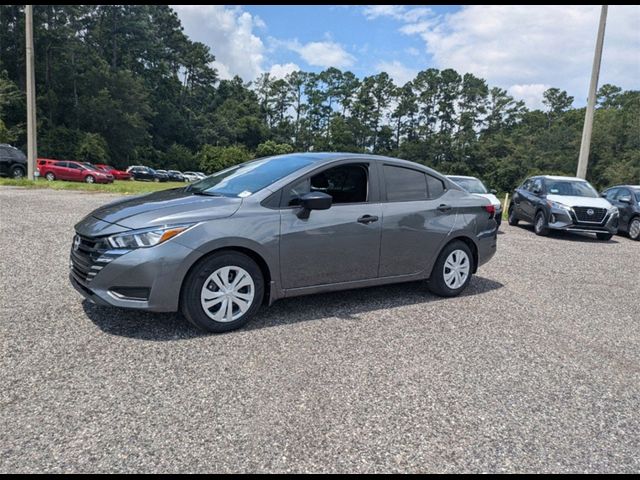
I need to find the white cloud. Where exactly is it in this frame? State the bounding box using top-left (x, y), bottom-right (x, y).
top-left (367, 5), bottom-right (640, 109)
top-left (363, 5), bottom-right (432, 23)
top-left (268, 62), bottom-right (300, 80)
top-left (507, 84), bottom-right (550, 111)
top-left (172, 5), bottom-right (266, 81)
top-left (284, 40), bottom-right (356, 68)
top-left (376, 60), bottom-right (418, 87)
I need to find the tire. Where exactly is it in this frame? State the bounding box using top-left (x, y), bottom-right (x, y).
top-left (427, 240), bottom-right (473, 297)
top-left (180, 251), bottom-right (264, 333)
top-left (496, 215), bottom-right (502, 228)
top-left (153, 177), bottom-right (160, 183)
top-left (45, 172), bottom-right (56, 181)
top-left (507, 204), bottom-right (519, 226)
top-left (534, 210), bottom-right (549, 236)
top-left (85, 175), bottom-right (95, 184)
top-left (629, 217), bottom-right (640, 241)
top-left (11, 166), bottom-right (25, 179)
top-left (596, 232), bottom-right (613, 241)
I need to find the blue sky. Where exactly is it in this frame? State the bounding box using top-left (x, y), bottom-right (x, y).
top-left (173, 5), bottom-right (640, 109)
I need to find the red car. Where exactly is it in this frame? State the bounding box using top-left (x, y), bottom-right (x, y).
top-left (38, 159), bottom-right (114, 184)
top-left (95, 163), bottom-right (131, 180)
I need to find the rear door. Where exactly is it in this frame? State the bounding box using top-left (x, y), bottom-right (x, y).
top-left (66, 162), bottom-right (84, 181)
top-left (52, 161), bottom-right (71, 180)
top-left (378, 164), bottom-right (456, 277)
top-left (278, 161), bottom-right (381, 289)
top-left (613, 188), bottom-right (633, 230)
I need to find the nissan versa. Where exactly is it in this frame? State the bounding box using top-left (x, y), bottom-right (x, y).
top-left (70, 153), bottom-right (498, 332)
top-left (508, 175), bottom-right (618, 240)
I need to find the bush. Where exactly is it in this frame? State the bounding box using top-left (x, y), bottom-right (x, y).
top-left (198, 145), bottom-right (251, 174)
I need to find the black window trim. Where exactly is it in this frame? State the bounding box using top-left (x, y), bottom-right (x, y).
top-left (276, 160), bottom-right (373, 209)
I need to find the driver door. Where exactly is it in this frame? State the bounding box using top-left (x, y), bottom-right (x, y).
top-left (278, 161), bottom-right (381, 289)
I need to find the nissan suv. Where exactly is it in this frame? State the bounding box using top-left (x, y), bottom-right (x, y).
top-left (508, 175), bottom-right (618, 240)
top-left (0, 144), bottom-right (27, 178)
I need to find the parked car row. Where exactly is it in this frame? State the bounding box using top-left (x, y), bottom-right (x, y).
top-left (125, 165), bottom-right (206, 183)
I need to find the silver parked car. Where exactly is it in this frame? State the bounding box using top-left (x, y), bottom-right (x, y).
top-left (70, 153), bottom-right (498, 332)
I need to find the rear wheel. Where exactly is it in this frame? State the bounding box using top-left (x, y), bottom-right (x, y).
top-left (85, 175), bottom-right (95, 184)
top-left (427, 241), bottom-right (473, 297)
top-left (508, 204), bottom-right (519, 226)
top-left (596, 232), bottom-right (613, 241)
top-left (45, 172), bottom-right (55, 181)
top-left (534, 210), bottom-right (549, 236)
top-left (629, 217), bottom-right (640, 241)
top-left (181, 252), bottom-right (264, 333)
top-left (11, 166), bottom-right (25, 178)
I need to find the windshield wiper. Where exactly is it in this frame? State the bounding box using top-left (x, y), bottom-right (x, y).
top-left (191, 190), bottom-right (222, 197)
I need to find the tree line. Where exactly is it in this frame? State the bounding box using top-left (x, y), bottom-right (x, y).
top-left (0, 5), bottom-right (638, 190)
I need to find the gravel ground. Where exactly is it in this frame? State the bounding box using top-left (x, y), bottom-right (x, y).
top-left (1, 187), bottom-right (639, 473)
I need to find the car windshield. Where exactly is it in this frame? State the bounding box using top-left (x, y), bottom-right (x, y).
top-left (634, 190), bottom-right (640, 203)
top-left (546, 180), bottom-right (598, 197)
top-left (449, 177), bottom-right (488, 194)
top-left (189, 156), bottom-right (317, 198)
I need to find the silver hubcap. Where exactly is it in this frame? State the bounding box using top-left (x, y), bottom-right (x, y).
top-left (443, 249), bottom-right (470, 290)
top-left (46, 173), bottom-right (54, 181)
top-left (200, 266), bottom-right (255, 323)
top-left (631, 219), bottom-right (640, 239)
top-left (86, 176), bottom-right (94, 183)
top-left (536, 215), bottom-right (544, 232)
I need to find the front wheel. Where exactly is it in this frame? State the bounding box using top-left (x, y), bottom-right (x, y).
top-left (596, 232), bottom-right (613, 241)
top-left (629, 218), bottom-right (640, 241)
top-left (534, 211), bottom-right (549, 236)
top-left (181, 252), bottom-right (264, 333)
top-left (85, 175), bottom-right (95, 184)
top-left (427, 241), bottom-right (473, 297)
top-left (508, 204), bottom-right (519, 226)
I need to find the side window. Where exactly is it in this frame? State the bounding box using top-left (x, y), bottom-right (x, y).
top-left (383, 165), bottom-right (427, 202)
top-left (521, 179), bottom-right (532, 191)
top-left (284, 163), bottom-right (369, 206)
top-left (57, 161), bottom-right (68, 168)
top-left (67, 163), bottom-right (81, 170)
top-left (616, 189), bottom-right (631, 201)
top-left (426, 174), bottom-right (445, 199)
top-left (604, 188), bottom-right (618, 201)
top-left (532, 178), bottom-right (543, 193)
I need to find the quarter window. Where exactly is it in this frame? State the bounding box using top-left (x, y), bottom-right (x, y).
top-left (426, 175), bottom-right (445, 199)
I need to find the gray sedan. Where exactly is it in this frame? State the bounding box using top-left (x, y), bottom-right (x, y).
top-left (70, 153), bottom-right (498, 332)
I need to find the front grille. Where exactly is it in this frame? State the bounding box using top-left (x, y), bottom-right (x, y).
top-left (572, 206), bottom-right (607, 223)
top-left (69, 234), bottom-right (120, 284)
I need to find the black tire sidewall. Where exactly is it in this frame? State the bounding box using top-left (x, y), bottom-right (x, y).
top-left (12, 166), bottom-right (25, 178)
top-left (508, 205), bottom-right (519, 225)
top-left (534, 211), bottom-right (548, 236)
top-left (427, 240), bottom-right (473, 297)
top-left (630, 219), bottom-right (640, 241)
top-left (181, 252), bottom-right (264, 333)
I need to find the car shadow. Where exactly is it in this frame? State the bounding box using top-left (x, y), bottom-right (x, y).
top-left (514, 224), bottom-right (619, 243)
top-left (82, 275), bottom-right (504, 341)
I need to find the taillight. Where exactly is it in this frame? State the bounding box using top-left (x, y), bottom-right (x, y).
top-left (484, 204), bottom-right (496, 217)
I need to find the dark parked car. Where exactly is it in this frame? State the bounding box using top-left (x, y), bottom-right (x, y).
top-left (508, 175), bottom-right (618, 240)
top-left (602, 185), bottom-right (640, 240)
top-left (167, 170), bottom-right (185, 182)
top-left (0, 144), bottom-right (27, 178)
top-left (127, 166), bottom-right (167, 182)
top-left (70, 153), bottom-right (498, 333)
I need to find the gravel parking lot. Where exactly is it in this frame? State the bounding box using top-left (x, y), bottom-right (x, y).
top-left (1, 187), bottom-right (639, 473)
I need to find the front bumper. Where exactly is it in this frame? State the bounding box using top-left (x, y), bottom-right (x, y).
top-left (69, 237), bottom-right (200, 312)
top-left (547, 207), bottom-right (618, 234)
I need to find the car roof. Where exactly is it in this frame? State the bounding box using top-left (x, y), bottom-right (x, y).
top-left (606, 185), bottom-right (640, 190)
top-left (534, 175), bottom-right (588, 182)
top-left (446, 175), bottom-right (478, 180)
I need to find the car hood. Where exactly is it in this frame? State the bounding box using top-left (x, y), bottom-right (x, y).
top-left (77, 188), bottom-right (242, 235)
top-left (546, 194), bottom-right (612, 209)
top-left (473, 193), bottom-right (501, 207)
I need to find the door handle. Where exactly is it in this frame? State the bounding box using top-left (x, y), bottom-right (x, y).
top-left (437, 204), bottom-right (452, 212)
top-left (357, 215), bottom-right (379, 224)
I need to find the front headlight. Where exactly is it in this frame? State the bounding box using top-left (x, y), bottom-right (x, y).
top-left (106, 224), bottom-right (195, 249)
top-left (547, 200), bottom-right (571, 212)
top-left (609, 206), bottom-right (619, 215)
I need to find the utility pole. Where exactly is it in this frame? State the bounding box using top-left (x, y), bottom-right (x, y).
top-left (25, 5), bottom-right (37, 180)
top-left (576, 5), bottom-right (608, 179)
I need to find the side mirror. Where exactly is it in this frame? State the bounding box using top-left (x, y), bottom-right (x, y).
top-left (532, 188), bottom-right (541, 195)
top-left (490, 189), bottom-right (497, 194)
top-left (619, 195), bottom-right (632, 204)
top-left (297, 192), bottom-right (332, 219)
top-left (600, 192), bottom-right (607, 198)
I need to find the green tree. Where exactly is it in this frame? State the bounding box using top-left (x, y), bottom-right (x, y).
top-left (75, 132), bottom-right (109, 163)
top-left (198, 145), bottom-right (251, 173)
